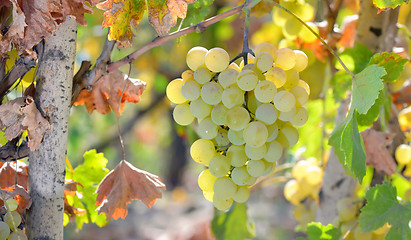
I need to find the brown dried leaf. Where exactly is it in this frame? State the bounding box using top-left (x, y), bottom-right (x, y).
top-left (95, 160), bottom-right (166, 220)
top-left (148, 0), bottom-right (195, 36)
top-left (0, 161), bottom-right (28, 189)
top-left (361, 128), bottom-right (396, 175)
top-left (0, 96), bottom-right (50, 150)
top-left (0, 0), bottom-right (100, 57)
top-left (73, 70), bottom-right (146, 116)
top-left (338, 15), bottom-right (358, 49)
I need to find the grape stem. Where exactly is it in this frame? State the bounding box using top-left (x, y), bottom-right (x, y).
top-left (270, 1), bottom-right (355, 78)
top-left (108, 2), bottom-right (254, 72)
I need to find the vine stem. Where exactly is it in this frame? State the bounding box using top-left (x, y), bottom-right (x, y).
top-left (271, 1), bottom-right (355, 78)
top-left (108, 3), bottom-right (253, 72)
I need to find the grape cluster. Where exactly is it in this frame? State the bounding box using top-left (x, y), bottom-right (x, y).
top-left (167, 43), bottom-right (310, 211)
top-left (272, 0), bottom-right (318, 43)
top-left (0, 198), bottom-right (27, 240)
top-left (283, 158), bottom-right (322, 228)
top-left (395, 143), bottom-right (411, 177)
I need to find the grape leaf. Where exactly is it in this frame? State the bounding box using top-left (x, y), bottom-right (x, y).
top-left (73, 70), bottom-right (146, 116)
top-left (0, 185), bottom-right (31, 215)
top-left (95, 160), bottom-right (166, 220)
top-left (359, 182), bottom-right (411, 240)
top-left (211, 203), bottom-right (255, 240)
top-left (97, 0), bottom-right (147, 47)
top-left (368, 52), bottom-right (408, 83)
top-left (182, 0), bottom-right (214, 28)
top-left (335, 44), bottom-right (373, 74)
top-left (357, 89), bottom-right (385, 126)
top-left (372, 0), bottom-right (408, 11)
top-left (296, 222), bottom-right (341, 240)
top-left (0, 96), bottom-right (50, 150)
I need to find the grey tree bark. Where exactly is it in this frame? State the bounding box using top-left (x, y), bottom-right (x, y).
top-left (26, 17), bottom-right (77, 240)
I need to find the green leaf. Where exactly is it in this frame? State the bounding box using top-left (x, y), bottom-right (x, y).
top-left (211, 203), bottom-right (255, 240)
top-left (330, 71), bottom-right (352, 101)
top-left (351, 64), bottom-right (386, 115)
top-left (296, 222), bottom-right (341, 240)
top-left (183, 0), bottom-right (214, 28)
top-left (357, 89), bottom-right (385, 126)
top-left (368, 52), bottom-right (408, 83)
top-left (391, 173), bottom-right (411, 200)
top-left (335, 44), bottom-right (373, 74)
top-left (359, 182), bottom-right (411, 240)
top-left (372, 0), bottom-right (408, 11)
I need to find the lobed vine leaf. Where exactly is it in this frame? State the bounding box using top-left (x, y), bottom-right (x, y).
top-left (368, 52), bottom-right (408, 83)
top-left (182, 0), bottom-right (214, 28)
top-left (372, 0), bottom-right (408, 12)
top-left (211, 203), bottom-right (255, 240)
top-left (359, 182), bottom-right (411, 240)
top-left (95, 160), bottom-right (166, 220)
top-left (296, 222), bottom-right (341, 240)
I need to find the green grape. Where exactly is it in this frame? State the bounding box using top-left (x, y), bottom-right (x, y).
top-left (291, 160), bottom-right (310, 180)
top-left (194, 67), bottom-right (212, 84)
top-left (221, 86), bottom-right (245, 109)
top-left (5, 199), bottom-right (18, 212)
top-left (213, 195), bottom-right (233, 211)
top-left (209, 154), bottom-right (231, 177)
top-left (298, 80), bottom-right (310, 95)
top-left (246, 160), bottom-right (266, 177)
top-left (173, 103), bottom-right (195, 126)
top-left (283, 69), bottom-right (300, 90)
top-left (0, 221), bottom-right (10, 240)
top-left (264, 141), bottom-right (283, 162)
top-left (262, 160), bottom-right (275, 175)
top-left (218, 68), bottom-right (239, 88)
top-left (274, 90), bottom-right (296, 112)
top-left (255, 51), bottom-right (274, 72)
top-left (283, 18), bottom-right (302, 40)
top-left (181, 69), bottom-right (194, 82)
top-left (353, 226), bottom-right (373, 240)
top-left (181, 80), bottom-right (200, 101)
top-left (198, 117), bottom-right (218, 139)
top-left (4, 212), bottom-right (21, 231)
top-left (7, 230), bottom-right (27, 240)
top-left (290, 86), bottom-right (309, 107)
top-left (226, 107), bottom-right (250, 131)
top-left (294, 50), bottom-right (308, 72)
top-left (291, 107), bottom-right (308, 126)
top-left (255, 103), bottom-right (278, 125)
top-left (211, 104), bottom-right (229, 125)
top-left (198, 169), bottom-right (218, 192)
top-left (297, 3), bottom-right (314, 21)
top-left (166, 79), bottom-right (187, 104)
top-left (243, 121), bottom-right (268, 147)
top-left (266, 122), bottom-right (279, 142)
top-left (203, 191), bottom-right (214, 202)
top-left (227, 129), bottom-right (246, 145)
top-left (255, 42), bottom-right (276, 57)
top-left (305, 165), bottom-right (323, 185)
top-left (254, 80), bottom-right (277, 103)
top-left (233, 186), bottom-right (250, 203)
top-left (245, 143), bottom-right (267, 160)
top-left (395, 144), bottom-right (411, 165)
top-left (278, 106), bottom-right (296, 122)
top-left (274, 48), bottom-right (296, 71)
top-left (190, 139), bottom-right (216, 166)
top-left (213, 177), bottom-right (238, 200)
top-left (227, 145), bottom-right (248, 167)
top-left (214, 127), bottom-right (230, 147)
top-left (246, 90), bottom-right (261, 114)
top-left (201, 82), bottom-right (223, 105)
top-left (63, 213), bottom-right (69, 226)
top-left (283, 179), bottom-right (304, 205)
top-left (266, 66), bottom-right (287, 88)
top-left (298, 22), bottom-right (318, 43)
top-left (186, 46), bottom-right (208, 71)
top-left (242, 63), bottom-right (264, 81)
top-left (190, 98), bottom-right (212, 119)
top-left (237, 69), bottom-right (258, 91)
top-left (337, 198), bottom-right (360, 222)
top-left (277, 125), bottom-right (299, 148)
top-left (272, 6), bottom-right (292, 25)
top-left (231, 167), bottom-right (251, 186)
top-left (205, 48), bottom-right (230, 72)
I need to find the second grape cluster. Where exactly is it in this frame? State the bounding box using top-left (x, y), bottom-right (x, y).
top-left (166, 43), bottom-right (310, 210)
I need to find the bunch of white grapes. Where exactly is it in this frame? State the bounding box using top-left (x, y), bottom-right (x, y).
top-left (283, 158), bottom-right (322, 229)
top-left (0, 197), bottom-right (27, 240)
top-left (272, 0), bottom-right (319, 43)
top-left (166, 43), bottom-right (310, 211)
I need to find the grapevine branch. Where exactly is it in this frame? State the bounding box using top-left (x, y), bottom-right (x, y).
top-left (108, 3), bottom-right (251, 72)
top-left (271, 1), bottom-right (355, 78)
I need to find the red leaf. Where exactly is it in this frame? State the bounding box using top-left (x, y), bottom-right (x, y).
top-left (73, 70), bottom-right (146, 116)
top-left (95, 160), bottom-right (166, 220)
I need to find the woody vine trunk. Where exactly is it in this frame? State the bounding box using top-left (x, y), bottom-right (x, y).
top-left (26, 17), bottom-right (77, 240)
